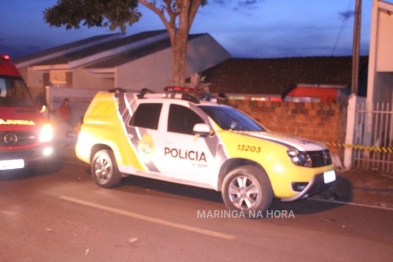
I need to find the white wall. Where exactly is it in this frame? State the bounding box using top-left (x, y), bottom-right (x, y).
top-left (73, 67), bottom-right (114, 89)
top-left (17, 66), bottom-right (44, 99)
top-left (27, 67), bottom-right (44, 89)
top-left (23, 33), bottom-right (232, 103)
top-left (116, 48), bottom-right (173, 92)
top-left (186, 34), bottom-right (232, 76)
top-left (116, 34), bottom-right (232, 93)
top-left (17, 66), bottom-right (43, 91)
top-left (375, 9), bottom-right (393, 72)
top-left (368, 0), bottom-right (393, 104)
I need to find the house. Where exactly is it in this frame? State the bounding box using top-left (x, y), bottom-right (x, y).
top-left (15, 28), bottom-right (369, 104)
top-left (368, 0), bottom-right (393, 105)
top-left (14, 30), bottom-right (232, 98)
top-left (343, 0), bottom-right (393, 172)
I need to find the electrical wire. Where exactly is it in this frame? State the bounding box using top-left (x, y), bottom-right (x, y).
top-left (331, 0), bottom-right (354, 56)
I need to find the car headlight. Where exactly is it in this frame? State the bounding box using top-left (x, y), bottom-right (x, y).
top-left (287, 149), bottom-right (312, 167)
top-left (39, 123), bottom-right (53, 143)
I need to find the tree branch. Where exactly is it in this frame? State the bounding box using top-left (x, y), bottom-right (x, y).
top-left (138, 0), bottom-right (180, 45)
top-left (188, 0), bottom-right (202, 28)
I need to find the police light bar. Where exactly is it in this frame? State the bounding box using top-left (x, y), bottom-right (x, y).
top-left (164, 86), bottom-right (211, 101)
top-left (164, 86), bottom-right (210, 94)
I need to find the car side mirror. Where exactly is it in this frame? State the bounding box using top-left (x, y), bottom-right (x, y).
top-left (193, 123), bottom-right (212, 137)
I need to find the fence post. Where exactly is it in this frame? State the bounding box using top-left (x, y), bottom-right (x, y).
top-left (45, 85), bottom-right (51, 109)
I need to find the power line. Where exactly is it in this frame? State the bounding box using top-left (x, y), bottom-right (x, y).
top-left (331, 0), bottom-right (354, 56)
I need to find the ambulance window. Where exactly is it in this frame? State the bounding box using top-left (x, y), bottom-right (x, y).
top-left (12, 79), bottom-right (34, 107)
top-left (0, 78), bottom-right (6, 97)
top-left (167, 104), bottom-right (204, 135)
top-left (129, 103), bottom-right (162, 130)
top-left (0, 77), bottom-right (34, 107)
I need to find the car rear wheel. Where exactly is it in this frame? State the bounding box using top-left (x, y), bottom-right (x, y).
top-left (91, 149), bottom-right (121, 188)
top-left (222, 166), bottom-right (273, 217)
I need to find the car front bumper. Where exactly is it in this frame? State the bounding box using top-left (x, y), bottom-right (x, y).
top-left (281, 170), bottom-right (336, 202)
top-left (0, 145), bottom-right (53, 171)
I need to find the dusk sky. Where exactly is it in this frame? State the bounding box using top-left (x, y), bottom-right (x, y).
top-left (1, 0), bottom-right (392, 60)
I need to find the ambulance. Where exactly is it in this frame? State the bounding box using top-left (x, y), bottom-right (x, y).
top-left (0, 55), bottom-right (53, 172)
top-left (76, 87), bottom-right (336, 216)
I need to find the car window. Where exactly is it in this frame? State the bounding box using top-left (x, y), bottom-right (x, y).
top-left (167, 104), bottom-right (205, 135)
top-left (129, 103), bottom-right (162, 130)
top-left (199, 106), bottom-right (265, 131)
top-left (0, 76), bottom-right (35, 108)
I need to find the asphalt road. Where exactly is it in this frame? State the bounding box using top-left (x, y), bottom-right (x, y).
top-left (1, 150), bottom-right (393, 262)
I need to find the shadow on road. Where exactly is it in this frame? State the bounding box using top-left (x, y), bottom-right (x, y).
top-left (316, 175), bottom-right (353, 202)
top-left (117, 174), bottom-right (354, 215)
top-left (119, 175), bottom-right (224, 203)
top-left (270, 176), bottom-right (353, 215)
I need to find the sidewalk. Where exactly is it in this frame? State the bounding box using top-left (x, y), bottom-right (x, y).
top-left (314, 169), bottom-right (393, 209)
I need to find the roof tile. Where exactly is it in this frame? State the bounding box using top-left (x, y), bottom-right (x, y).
top-left (200, 56), bottom-right (368, 95)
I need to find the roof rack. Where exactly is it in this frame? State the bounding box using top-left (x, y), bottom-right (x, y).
top-left (134, 86), bottom-right (227, 105)
top-left (137, 88), bottom-right (155, 98)
top-left (216, 93), bottom-right (226, 104)
top-left (164, 86), bottom-right (209, 93)
top-left (108, 87), bottom-right (126, 93)
top-left (181, 93), bottom-right (200, 104)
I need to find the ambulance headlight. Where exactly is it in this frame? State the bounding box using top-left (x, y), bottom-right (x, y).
top-left (287, 149), bottom-right (312, 167)
top-left (39, 123), bottom-right (53, 142)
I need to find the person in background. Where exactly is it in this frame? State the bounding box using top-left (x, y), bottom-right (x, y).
top-left (57, 98), bottom-right (71, 125)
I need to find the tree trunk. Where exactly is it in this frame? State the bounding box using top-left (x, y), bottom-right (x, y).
top-left (171, 2), bottom-right (190, 87)
top-left (139, 0), bottom-right (202, 87)
top-left (172, 31), bottom-right (188, 86)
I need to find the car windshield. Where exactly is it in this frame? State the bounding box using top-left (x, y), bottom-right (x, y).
top-left (0, 76), bottom-right (34, 108)
top-left (199, 105), bottom-right (266, 131)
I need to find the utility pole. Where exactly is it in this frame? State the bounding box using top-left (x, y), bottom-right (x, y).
top-left (352, 0), bottom-right (362, 94)
top-left (345, 0), bottom-right (362, 170)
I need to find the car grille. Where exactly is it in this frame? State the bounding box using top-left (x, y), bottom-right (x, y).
top-left (0, 131), bottom-right (37, 147)
top-left (307, 150), bottom-right (332, 167)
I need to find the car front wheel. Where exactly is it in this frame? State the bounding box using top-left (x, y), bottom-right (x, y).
top-left (91, 149), bottom-right (121, 188)
top-left (222, 166), bottom-right (273, 217)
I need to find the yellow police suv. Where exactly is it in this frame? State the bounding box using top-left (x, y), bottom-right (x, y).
top-left (76, 87), bottom-right (336, 216)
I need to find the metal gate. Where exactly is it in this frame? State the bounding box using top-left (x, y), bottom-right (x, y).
top-left (352, 102), bottom-right (393, 172)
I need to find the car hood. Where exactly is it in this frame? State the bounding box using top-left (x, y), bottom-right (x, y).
top-left (243, 131), bottom-right (327, 151)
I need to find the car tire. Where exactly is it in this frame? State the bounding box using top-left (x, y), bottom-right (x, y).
top-left (91, 149), bottom-right (121, 188)
top-left (222, 165), bottom-right (273, 217)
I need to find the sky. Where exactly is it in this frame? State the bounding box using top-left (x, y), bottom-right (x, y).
top-left (1, 0), bottom-right (392, 60)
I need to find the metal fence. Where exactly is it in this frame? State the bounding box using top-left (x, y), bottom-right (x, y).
top-left (352, 102), bottom-right (393, 172)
